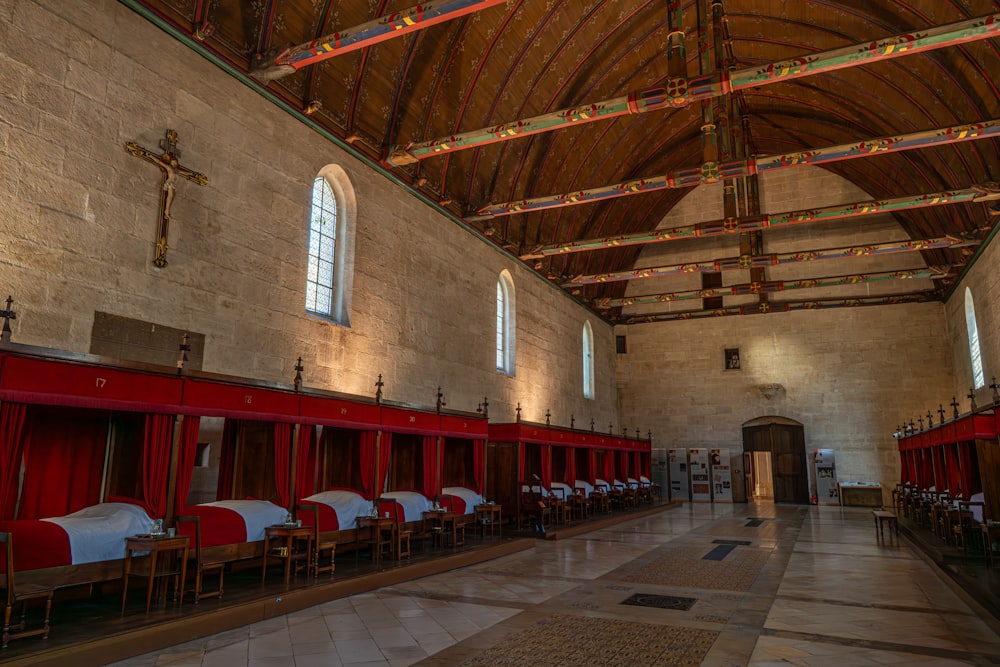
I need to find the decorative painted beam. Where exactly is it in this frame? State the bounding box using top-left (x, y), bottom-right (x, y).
top-left (521, 186), bottom-right (999, 259)
top-left (595, 267), bottom-right (953, 309)
top-left (620, 294), bottom-right (932, 324)
top-left (386, 13), bottom-right (1000, 166)
top-left (475, 119), bottom-right (1000, 220)
top-left (251, 0), bottom-right (507, 82)
top-left (562, 235), bottom-right (968, 286)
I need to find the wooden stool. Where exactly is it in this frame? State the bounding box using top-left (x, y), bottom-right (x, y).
top-left (872, 510), bottom-right (898, 544)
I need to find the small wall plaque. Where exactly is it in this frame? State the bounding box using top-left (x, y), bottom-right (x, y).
top-left (724, 348), bottom-right (741, 370)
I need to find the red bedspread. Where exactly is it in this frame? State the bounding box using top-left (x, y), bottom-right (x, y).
top-left (438, 495), bottom-right (467, 514)
top-left (0, 519), bottom-right (71, 572)
top-left (177, 505), bottom-right (247, 548)
top-left (297, 504), bottom-right (339, 532)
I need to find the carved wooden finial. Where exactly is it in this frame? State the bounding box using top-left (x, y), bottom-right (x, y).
top-left (968, 387), bottom-right (977, 411)
top-left (938, 404), bottom-right (946, 423)
top-left (516, 402), bottom-right (522, 422)
top-left (293, 357), bottom-right (304, 393)
top-left (545, 409), bottom-right (551, 426)
top-left (951, 396), bottom-right (960, 419)
top-left (436, 386), bottom-right (446, 412)
top-left (570, 414), bottom-right (575, 429)
top-left (0, 295), bottom-right (16, 344)
top-left (374, 373), bottom-right (384, 404)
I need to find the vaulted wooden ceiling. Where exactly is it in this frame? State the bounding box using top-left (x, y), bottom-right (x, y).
top-left (129, 0), bottom-right (999, 323)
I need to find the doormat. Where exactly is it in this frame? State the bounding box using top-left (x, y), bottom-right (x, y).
top-left (712, 539), bottom-right (752, 545)
top-left (621, 593), bottom-right (697, 611)
top-left (459, 614), bottom-right (718, 667)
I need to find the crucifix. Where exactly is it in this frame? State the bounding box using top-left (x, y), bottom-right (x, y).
top-left (477, 396), bottom-right (489, 420)
top-left (590, 418), bottom-right (595, 432)
top-left (515, 402), bottom-right (522, 422)
top-left (917, 417), bottom-right (924, 431)
top-left (374, 374), bottom-right (384, 404)
top-left (0, 296), bottom-right (16, 344)
top-left (545, 409), bottom-right (551, 426)
top-left (951, 396), bottom-right (960, 419)
top-left (636, 428), bottom-right (641, 439)
top-left (436, 386), bottom-right (446, 412)
top-left (125, 129), bottom-right (208, 268)
top-left (938, 404), bottom-right (946, 423)
top-left (926, 410), bottom-right (933, 428)
top-left (968, 387), bottom-right (977, 411)
top-left (991, 377), bottom-right (1000, 404)
top-left (570, 414), bottom-right (575, 429)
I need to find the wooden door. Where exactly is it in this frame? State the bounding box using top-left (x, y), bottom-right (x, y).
top-left (741, 420), bottom-right (808, 504)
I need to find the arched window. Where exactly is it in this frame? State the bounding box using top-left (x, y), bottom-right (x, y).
top-left (306, 166), bottom-right (355, 325)
top-left (496, 270), bottom-right (516, 375)
top-left (582, 321), bottom-right (595, 399)
top-left (965, 287), bottom-right (985, 389)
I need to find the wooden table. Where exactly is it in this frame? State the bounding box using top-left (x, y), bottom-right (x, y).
top-left (262, 524), bottom-right (312, 584)
top-left (357, 516), bottom-right (395, 565)
top-left (121, 534), bottom-right (189, 613)
top-left (872, 510), bottom-right (899, 544)
top-left (423, 510), bottom-right (460, 548)
top-left (474, 504), bottom-right (502, 538)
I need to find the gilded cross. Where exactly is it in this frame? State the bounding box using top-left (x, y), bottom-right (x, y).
top-left (125, 129), bottom-right (208, 267)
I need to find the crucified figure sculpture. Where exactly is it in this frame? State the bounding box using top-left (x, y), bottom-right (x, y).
top-left (125, 129), bottom-right (208, 267)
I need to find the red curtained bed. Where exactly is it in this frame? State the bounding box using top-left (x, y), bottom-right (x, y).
top-left (0, 519), bottom-right (70, 573)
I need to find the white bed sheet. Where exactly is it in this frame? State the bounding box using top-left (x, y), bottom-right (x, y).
top-left (43, 502), bottom-right (154, 565)
top-left (549, 482), bottom-right (574, 499)
top-left (303, 490), bottom-right (374, 529)
top-left (198, 499), bottom-right (288, 542)
top-left (575, 480), bottom-right (595, 496)
top-left (440, 486), bottom-right (484, 514)
top-left (379, 491), bottom-right (434, 523)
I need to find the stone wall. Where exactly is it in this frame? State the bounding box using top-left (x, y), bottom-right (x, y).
top-left (617, 167), bottom-right (955, 496)
top-left (0, 0), bottom-right (615, 427)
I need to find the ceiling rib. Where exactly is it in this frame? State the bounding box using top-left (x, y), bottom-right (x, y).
top-left (521, 186), bottom-right (1000, 260)
top-left (385, 13), bottom-right (1000, 166)
top-left (250, 0), bottom-right (507, 81)
top-left (563, 234), bottom-right (968, 287)
top-left (474, 118), bottom-right (1000, 220)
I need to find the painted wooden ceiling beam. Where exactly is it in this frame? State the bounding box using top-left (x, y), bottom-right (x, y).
top-left (562, 235), bottom-right (969, 286)
top-left (619, 293), bottom-right (932, 324)
top-left (251, 0), bottom-right (507, 82)
top-left (520, 186), bottom-right (999, 260)
top-left (474, 119), bottom-right (1000, 220)
top-left (386, 13), bottom-right (999, 166)
top-left (595, 267), bottom-right (954, 309)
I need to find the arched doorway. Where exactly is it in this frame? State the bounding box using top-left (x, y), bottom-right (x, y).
top-left (742, 416), bottom-right (808, 504)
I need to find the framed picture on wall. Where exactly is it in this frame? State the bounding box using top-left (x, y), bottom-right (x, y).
top-left (724, 348), bottom-right (741, 370)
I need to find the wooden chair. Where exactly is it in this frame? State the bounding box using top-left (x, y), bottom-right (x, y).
top-left (296, 504), bottom-right (336, 577)
top-left (2, 532), bottom-right (53, 649)
top-left (175, 515), bottom-right (225, 603)
top-left (518, 484), bottom-right (551, 531)
top-left (377, 499), bottom-right (412, 560)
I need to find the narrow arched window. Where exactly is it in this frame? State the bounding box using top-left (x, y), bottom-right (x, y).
top-left (582, 321), bottom-right (595, 399)
top-left (965, 287), bottom-right (985, 389)
top-left (496, 270), bottom-right (516, 375)
top-left (306, 167), bottom-right (355, 325)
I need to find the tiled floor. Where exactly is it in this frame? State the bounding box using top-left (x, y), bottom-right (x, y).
top-left (107, 503), bottom-right (1000, 666)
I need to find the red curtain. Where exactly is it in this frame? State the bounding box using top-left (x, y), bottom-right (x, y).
top-left (142, 414), bottom-right (174, 518)
top-left (945, 444), bottom-right (962, 498)
top-left (920, 449), bottom-right (934, 489)
top-left (377, 432), bottom-right (392, 498)
top-left (19, 411), bottom-right (106, 519)
top-left (274, 422), bottom-right (292, 508)
top-left (540, 445), bottom-right (552, 490)
top-left (0, 402), bottom-right (27, 519)
top-left (518, 443), bottom-right (525, 482)
top-left (422, 435), bottom-right (439, 498)
top-left (174, 416), bottom-right (201, 515)
top-left (215, 419), bottom-right (237, 500)
top-left (360, 430), bottom-right (377, 500)
top-left (565, 447), bottom-right (576, 487)
top-left (473, 439), bottom-right (485, 494)
top-left (603, 451), bottom-right (615, 481)
top-left (295, 425), bottom-right (317, 502)
top-left (958, 443), bottom-right (976, 499)
top-left (618, 450), bottom-right (629, 480)
top-left (933, 446), bottom-right (948, 492)
top-left (589, 450), bottom-right (597, 484)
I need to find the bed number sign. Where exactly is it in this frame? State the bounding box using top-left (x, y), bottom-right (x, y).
top-left (245, 395), bottom-right (252, 404)
top-left (95, 377), bottom-right (107, 388)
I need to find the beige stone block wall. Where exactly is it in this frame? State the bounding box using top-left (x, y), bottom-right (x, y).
top-left (0, 0), bottom-right (616, 427)
top-left (944, 229), bottom-right (1000, 408)
top-left (618, 168), bottom-right (952, 495)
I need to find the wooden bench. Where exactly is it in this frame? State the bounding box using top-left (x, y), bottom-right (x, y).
top-left (873, 510), bottom-right (899, 543)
